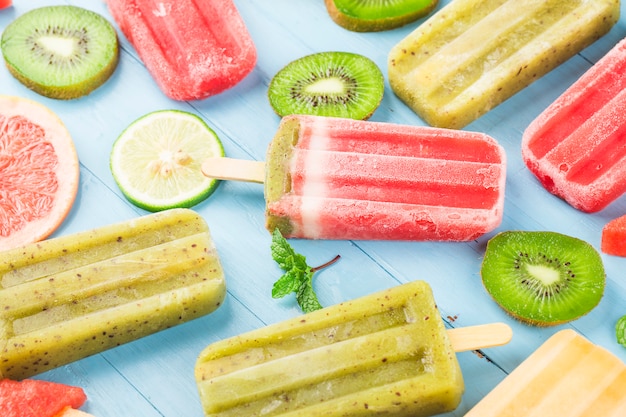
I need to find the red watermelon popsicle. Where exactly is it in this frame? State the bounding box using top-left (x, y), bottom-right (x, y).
top-left (601, 214), bottom-right (626, 256)
top-left (522, 38), bottom-right (626, 213)
top-left (106, 0), bottom-right (257, 101)
top-left (0, 378), bottom-right (89, 417)
top-left (202, 115), bottom-right (507, 241)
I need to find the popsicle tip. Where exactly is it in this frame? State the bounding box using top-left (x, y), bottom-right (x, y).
top-left (201, 157), bottom-right (265, 184)
top-left (490, 322), bottom-right (513, 345)
top-left (448, 322), bottom-right (513, 352)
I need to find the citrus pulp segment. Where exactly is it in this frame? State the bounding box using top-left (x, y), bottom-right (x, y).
top-left (0, 95), bottom-right (80, 251)
top-left (110, 110), bottom-right (224, 211)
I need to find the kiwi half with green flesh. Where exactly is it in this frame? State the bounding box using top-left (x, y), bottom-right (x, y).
top-left (481, 231), bottom-right (605, 326)
top-left (268, 51), bottom-right (384, 120)
top-left (1, 5), bottom-right (119, 100)
top-left (325, 0), bottom-right (439, 32)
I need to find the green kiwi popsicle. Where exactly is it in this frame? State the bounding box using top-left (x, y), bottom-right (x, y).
top-left (0, 208), bottom-right (226, 379)
top-left (195, 280), bottom-right (512, 417)
top-left (388, 0), bottom-right (619, 129)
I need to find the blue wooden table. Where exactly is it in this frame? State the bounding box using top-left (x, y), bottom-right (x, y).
top-left (2, 1), bottom-right (626, 415)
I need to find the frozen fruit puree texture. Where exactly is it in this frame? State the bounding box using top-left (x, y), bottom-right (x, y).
top-left (264, 114), bottom-right (506, 241)
top-left (0, 378), bottom-right (86, 417)
top-left (387, 0), bottom-right (620, 129)
top-left (601, 214), bottom-right (626, 256)
top-left (106, 0), bottom-right (257, 100)
top-left (0, 208), bottom-right (226, 380)
top-left (522, 38), bottom-right (626, 213)
top-left (195, 280), bottom-right (464, 416)
top-left (465, 329), bottom-right (626, 416)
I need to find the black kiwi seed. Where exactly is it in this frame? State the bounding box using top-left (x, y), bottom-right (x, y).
top-left (480, 231), bottom-right (605, 326)
top-left (324, 0), bottom-right (439, 32)
top-left (268, 51), bottom-right (384, 120)
top-left (1, 5), bottom-right (119, 100)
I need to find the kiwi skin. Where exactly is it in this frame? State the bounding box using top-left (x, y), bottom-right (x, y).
top-left (480, 231), bottom-right (605, 327)
top-left (1, 6), bottom-right (119, 100)
top-left (268, 51), bottom-right (384, 120)
top-left (324, 0), bottom-right (439, 32)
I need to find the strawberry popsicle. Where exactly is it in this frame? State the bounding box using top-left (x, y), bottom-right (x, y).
top-left (0, 208), bottom-right (226, 380)
top-left (202, 114), bottom-right (507, 241)
top-left (465, 329), bottom-right (626, 416)
top-left (522, 38), bottom-right (626, 213)
top-left (106, 0), bottom-right (257, 101)
top-left (388, 0), bottom-right (620, 129)
top-left (195, 280), bottom-right (512, 417)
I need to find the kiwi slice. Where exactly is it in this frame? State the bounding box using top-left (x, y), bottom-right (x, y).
top-left (1, 5), bottom-right (119, 100)
top-left (268, 51), bottom-right (384, 120)
top-left (481, 231), bottom-right (605, 326)
top-left (616, 315), bottom-right (626, 347)
top-left (324, 0), bottom-right (439, 32)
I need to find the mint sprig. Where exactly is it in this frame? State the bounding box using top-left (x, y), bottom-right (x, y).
top-left (270, 228), bottom-right (340, 313)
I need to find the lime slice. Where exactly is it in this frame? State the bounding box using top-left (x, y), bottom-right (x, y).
top-left (110, 110), bottom-right (224, 211)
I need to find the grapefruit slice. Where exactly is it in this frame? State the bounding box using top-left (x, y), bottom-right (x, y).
top-left (0, 378), bottom-right (87, 417)
top-left (0, 95), bottom-right (79, 251)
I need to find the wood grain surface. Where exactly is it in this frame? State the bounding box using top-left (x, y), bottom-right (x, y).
top-left (1, 1), bottom-right (626, 415)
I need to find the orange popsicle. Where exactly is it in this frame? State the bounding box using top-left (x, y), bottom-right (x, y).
top-left (465, 329), bottom-right (626, 416)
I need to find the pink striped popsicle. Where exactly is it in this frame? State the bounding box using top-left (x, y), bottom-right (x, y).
top-left (203, 115), bottom-right (507, 241)
top-left (522, 38), bottom-right (626, 213)
top-left (106, 0), bottom-right (257, 101)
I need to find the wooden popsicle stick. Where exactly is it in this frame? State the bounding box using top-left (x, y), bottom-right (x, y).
top-left (448, 322), bottom-right (513, 352)
top-left (201, 157), bottom-right (266, 184)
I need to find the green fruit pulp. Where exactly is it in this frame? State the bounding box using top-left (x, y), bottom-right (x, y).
top-left (1, 5), bottom-right (119, 99)
top-left (481, 231), bottom-right (605, 326)
top-left (325, 0), bottom-right (439, 32)
top-left (268, 51), bottom-right (384, 120)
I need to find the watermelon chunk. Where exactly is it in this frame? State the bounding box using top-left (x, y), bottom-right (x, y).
top-left (0, 379), bottom-right (87, 417)
top-left (601, 214), bottom-right (626, 256)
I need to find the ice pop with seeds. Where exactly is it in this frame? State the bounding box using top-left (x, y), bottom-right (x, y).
top-left (106, 0), bottom-right (257, 100)
top-left (387, 0), bottom-right (620, 129)
top-left (522, 38), bottom-right (626, 213)
top-left (0, 208), bottom-right (226, 380)
top-left (465, 329), bottom-right (626, 416)
top-left (195, 280), bottom-right (512, 417)
top-left (202, 114), bottom-right (506, 241)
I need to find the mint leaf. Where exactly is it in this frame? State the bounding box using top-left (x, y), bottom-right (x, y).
top-left (297, 277), bottom-right (323, 313)
top-left (270, 228), bottom-right (339, 313)
top-left (271, 268), bottom-right (302, 298)
top-left (270, 228), bottom-right (296, 268)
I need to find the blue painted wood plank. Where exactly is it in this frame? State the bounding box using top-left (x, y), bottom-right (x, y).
top-left (2, 1), bottom-right (626, 416)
